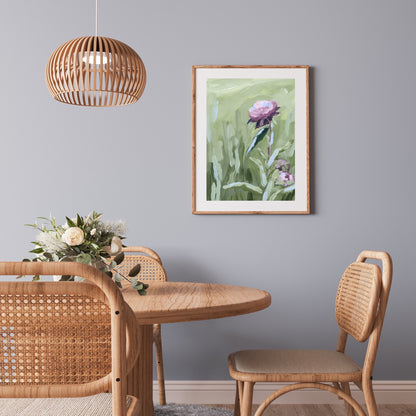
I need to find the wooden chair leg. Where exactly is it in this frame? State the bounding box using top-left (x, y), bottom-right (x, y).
top-left (241, 382), bottom-right (254, 416)
top-left (341, 382), bottom-right (356, 416)
top-left (153, 324), bottom-right (166, 405)
top-left (362, 379), bottom-right (379, 416)
top-left (234, 380), bottom-right (241, 416)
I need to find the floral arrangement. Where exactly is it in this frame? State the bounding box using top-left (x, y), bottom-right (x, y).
top-left (23, 211), bottom-right (148, 295)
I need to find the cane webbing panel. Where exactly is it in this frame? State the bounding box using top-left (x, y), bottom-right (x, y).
top-left (335, 262), bottom-right (381, 342)
top-left (0, 393), bottom-right (132, 415)
top-left (115, 255), bottom-right (167, 282)
top-left (0, 292), bottom-right (111, 386)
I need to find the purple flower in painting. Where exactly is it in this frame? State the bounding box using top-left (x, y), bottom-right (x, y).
top-left (275, 159), bottom-right (290, 172)
top-left (247, 100), bottom-right (280, 128)
top-left (278, 171), bottom-right (295, 186)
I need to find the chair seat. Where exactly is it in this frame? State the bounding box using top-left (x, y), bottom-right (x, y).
top-left (0, 393), bottom-right (133, 416)
top-left (229, 349), bottom-right (362, 382)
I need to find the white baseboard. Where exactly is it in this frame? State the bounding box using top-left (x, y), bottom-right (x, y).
top-left (153, 380), bottom-right (416, 405)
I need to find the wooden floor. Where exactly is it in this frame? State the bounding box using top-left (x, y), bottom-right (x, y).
top-left (211, 404), bottom-right (416, 415)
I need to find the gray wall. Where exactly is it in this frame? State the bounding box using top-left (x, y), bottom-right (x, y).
top-left (1, 0), bottom-right (415, 380)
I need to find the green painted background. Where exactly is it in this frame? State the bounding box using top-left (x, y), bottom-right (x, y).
top-left (206, 78), bottom-right (296, 201)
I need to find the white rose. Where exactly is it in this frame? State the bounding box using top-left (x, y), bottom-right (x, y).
top-left (62, 227), bottom-right (85, 246)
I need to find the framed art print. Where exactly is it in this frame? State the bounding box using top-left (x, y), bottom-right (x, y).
top-left (192, 65), bottom-right (309, 214)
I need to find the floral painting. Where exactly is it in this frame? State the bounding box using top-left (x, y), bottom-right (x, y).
top-left (193, 66), bottom-right (309, 214)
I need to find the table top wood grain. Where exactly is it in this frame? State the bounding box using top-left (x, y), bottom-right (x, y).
top-left (121, 281), bottom-right (271, 324)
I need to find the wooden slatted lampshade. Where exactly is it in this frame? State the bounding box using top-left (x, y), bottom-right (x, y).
top-left (45, 36), bottom-right (146, 107)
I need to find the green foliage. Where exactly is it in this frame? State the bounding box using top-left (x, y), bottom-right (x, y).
top-left (206, 79), bottom-right (296, 201)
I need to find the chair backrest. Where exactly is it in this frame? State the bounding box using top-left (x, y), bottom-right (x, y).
top-left (335, 262), bottom-right (382, 342)
top-left (335, 250), bottom-right (392, 376)
top-left (0, 262), bottom-right (138, 415)
top-left (116, 246), bottom-right (167, 282)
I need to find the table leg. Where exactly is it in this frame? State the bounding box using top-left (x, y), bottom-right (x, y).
top-left (127, 324), bottom-right (154, 415)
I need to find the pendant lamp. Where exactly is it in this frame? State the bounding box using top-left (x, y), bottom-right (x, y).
top-left (45, 1), bottom-right (146, 107)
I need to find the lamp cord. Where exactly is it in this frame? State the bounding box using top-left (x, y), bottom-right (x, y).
top-left (95, 0), bottom-right (98, 37)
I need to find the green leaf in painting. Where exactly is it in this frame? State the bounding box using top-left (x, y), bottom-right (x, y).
top-left (262, 180), bottom-right (275, 201)
top-left (223, 182), bottom-right (263, 194)
top-left (246, 127), bottom-right (269, 155)
top-left (283, 184), bottom-right (296, 193)
top-left (267, 148), bottom-right (281, 168)
top-left (248, 157), bottom-right (267, 187)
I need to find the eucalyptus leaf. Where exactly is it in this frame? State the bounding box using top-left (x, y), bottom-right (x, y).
top-left (32, 275), bottom-right (40, 281)
top-left (128, 264), bottom-right (141, 277)
top-left (105, 271), bottom-right (113, 278)
top-left (138, 289), bottom-right (147, 296)
top-left (76, 253), bottom-right (92, 264)
top-left (60, 275), bottom-right (72, 281)
top-left (108, 260), bottom-right (117, 270)
top-left (133, 283), bottom-right (143, 291)
top-left (113, 252), bottom-right (125, 265)
top-left (115, 280), bottom-right (122, 288)
top-left (22, 258), bottom-right (31, 262)
top-left (114, 273), bottom-right (122, 282)
top-left (43, 252), bottom-right (53, 261)
top-left (61, 256), bottom-right (75, 262)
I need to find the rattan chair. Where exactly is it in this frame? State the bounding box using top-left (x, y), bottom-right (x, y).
top-left (0, 261), bottom-right (140, 416)
top-left (228, 250), bottom-right (392, 416)
top-left (114, 246), bottom-right (167, 405)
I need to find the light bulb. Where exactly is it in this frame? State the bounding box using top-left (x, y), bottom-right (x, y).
top-left (82, 51), bottom-right (109, 65)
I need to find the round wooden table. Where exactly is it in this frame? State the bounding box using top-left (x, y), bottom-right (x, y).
top-left (121, 281), bottom-right (271, 415)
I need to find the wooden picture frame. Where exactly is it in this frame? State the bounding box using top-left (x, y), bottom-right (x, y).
top-left (192, 65), bottom-right (309, 214)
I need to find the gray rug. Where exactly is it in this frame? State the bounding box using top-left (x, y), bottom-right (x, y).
top-left (155, 404), bottom-right (233, 416)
